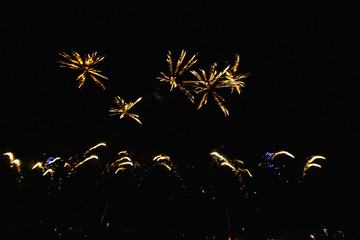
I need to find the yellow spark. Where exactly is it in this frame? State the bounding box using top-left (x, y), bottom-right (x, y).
top-left (186, 63), bottom-right (231, 116)
top-left (308, 155), bottom-right (326, 163)
top-left (11, 159), bottom-right (21, 167)
top-left (3, 152), bottom-right (23, 186)
top-left (115, 156), bottom-right (132, 163)
top-left (58, 51), bottom-right (108, 90)
top-left (221, 162), bottom-right (237, 171)
top-left (32, 162), bottom-right (44, 170)
top-left (305, 163), bottom-right (322, 170)
top-left (3, 152), bottom-right (21, 168)
top-left (3, 152), bottom-right (14, 161)
top-left (153, 154), bottom-right (172, 171)
top-left (302, 155), bottom-right (326, 177)
top-left (210, 151), bottom-right (228, 162)
top-left (64, 162), bottom-right (71, 168)
top-left (114, 162), bottom-right (134, 174)
top-left (242, 169), bottom-right (253, 178)
top-left (162, 163), bottom-right (172, 171)
top-left (273, 150), bottom-right (295, 159)
top-left (225, 53), bottom-right (250, 94)
top-left (72, 155), bottom-right (98, 170)
top-left (303, 163), bottom-right (322, 177)
top-left (234, 159), bottom-right (244, 165)
top-left (109, 152), bottom-right (133, 174)
top-left (109, 96), bottom-right (142, 125)
top-left (43, 169), bottom-right (54, 176)
top-left (84, 142), bottom-right (107, 155)
top-left (117, 161), bottom-right (134, 167)
top-left (157, 50), bottom-right (198, 103)
top-left (153, 154), bottom-right (171, 162)
top-left (211, 151), bottom-right (252, 179)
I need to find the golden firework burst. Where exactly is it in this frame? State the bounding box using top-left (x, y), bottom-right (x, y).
top-left (109, 96), bottom-right (143, 125)
top-left (58, 51), bottom-right (108, 90)
top-left (185, 63), bottom-right (231, 115)
top-left (225, 53), bottom-right (250, 94)
top-left (157, 50), bottom-right (198, 103)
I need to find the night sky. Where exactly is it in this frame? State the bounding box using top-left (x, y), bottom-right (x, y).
top-left (1, 1), bottom-right (359, 239)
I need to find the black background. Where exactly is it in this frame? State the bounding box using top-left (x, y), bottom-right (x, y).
top-left (1, 1), bottom-right (359, 239)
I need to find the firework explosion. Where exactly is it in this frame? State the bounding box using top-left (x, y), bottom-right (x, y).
top-left (109, 96), bottom-right (143, 125)
top-left (3, 48), bottom-right (332, 239)
top-left (3, 152), bottom-right (23, 188)
top-left (157, 49), bottom-right (198, 103)
top-left (158, 50), bottom-right (249, 115)
top-left (58, 51), bottom-right (108, 90)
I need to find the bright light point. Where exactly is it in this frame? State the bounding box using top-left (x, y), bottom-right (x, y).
top-left (32, 162), bottom-right (43, 169)
top-left (12, 159), bottom-right (21, 166)
top-left (3, 152), bottom-right (14, 161)
top-left (43, 169), bottom-right (54, 176)
top-left (308, 155), bottom-right (326, 163)
top-left (274, 151), bottom-right (295, 159)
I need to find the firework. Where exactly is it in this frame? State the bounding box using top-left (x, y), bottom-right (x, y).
top-left (107, 151), bottom-right (134, 174)
top-left (157, 50), bottom-right (198, 103)
top-left (210, 151), bottom-right (252, 181)
top-left (185, 63), bottom-right (231, 115)
top-left (32, 162), bottom-right (44, 171)
top-left (83, 142), bottom-right (107, 156)
top-left (221, 162), bottom-right (237, 172)
top-left (109, 96), bottom-right (142, 125)
top-left (71, 155), bottom-right (98, 171)
top-left (3, 152), bottom-right (23, 187)
top-left (302, 155), bottom-right (326, 177)
top-left (273, 151), bottom-right (295, 159)
top-left (307, 155), bottom-right (326, 164)
top-left (225, 53), bottom-right (250, 94)
top-left (153, 154), bottom-right (172, 171)
top-left (58, 51), bottom-right (108, 90)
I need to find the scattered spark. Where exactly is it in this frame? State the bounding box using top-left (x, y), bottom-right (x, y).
top-left (153, 154), bottom-right (172, 171)
top-left (225, 53), bottom-right (250, 94)
top-left (302, 155), bottom-right (326, 177)
top-left (186, 63), bottom-right (231, 115)
top-left (153, 154), bottom-right (171, 162)
top-left (107, 151), bottom-right (134, 174)
top-left (58, 51), bottom-right (108, 90)
top-left (3, 152), bottom-right (14, 161)
top-left (210, 152), bottom-right (228, 162)
top-left (221, 162), bottom-right (237, 171)
top-left (210, 151), bottom-right (252, 184)
top-left (72, 155), bottom-right (98, 170)
top-left (109, 96), bottom-right (142, 125)
top-left (307, 155), bottom-right (326, 164)
top-left (43, 169), bottom-right (55, 177)
top-left (304, 163), bottom-right (322, 171)
top-left (240, 168), bottom-right (253, 178)
top-left (273, 151), bottom-right (295, 159)
top-left (32, 162), bottom-right (44, 170)
top-left (83, 142), bottom-right (107, 156)
top-left (157, 50), bottom-right (198, 103)
top-left (3, 152), bottom-right (23, 187)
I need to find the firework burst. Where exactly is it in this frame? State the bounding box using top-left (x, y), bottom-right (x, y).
top-left (302, 155), bottom-right (326, 177)
top-left (210, 151), bottom-right (252, 186)
top-left (153, 154), bottom-right (172, 171)
top-left (109, 96), bottom-right (142, 125)
top-left (185, 63), bottom-right (231, 115)
top-left (107, 151), bottom-right (134, 174)
top-left (3, 152), bottom-right (24, 187)
top-left (225, 53), bottom-right (250, 94)
top-left (157, 50), bottom-right (198, 103)
top-left (58, 51), bottom-right (108, 90)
